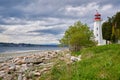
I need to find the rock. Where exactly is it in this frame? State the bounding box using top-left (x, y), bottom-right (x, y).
top-left (66, 54), bottom-right (71, 59)
top-left (42, 58), bottom-right (50, 64)
top-left (1, 63), bottom-right (8, 67)
top-left (24, 58), bottom-right (43, 64)
top-left (33, 71), bottom-right (41, 76)
top-left (27, 63), bottom-right (33, 67)
top-left (16, 65), bottom-right (21, 70)
top-left (48, 52), bottom-right (52, 54)
top-left (0, 57), bottom-right (12, 63)
top-left (19, 64), bottom-right (28, 72)
top-left (12, 57), bottom-right (20, 63)
top-left (16, 60), bottom-right (24, 65)
top-left (59, 57), bottom-right (64, 61)
top-left (0, 71), bottom-right (6, 77)
top-left (9, 63), bottom-right (16, 71)
top-left (54, 51), bottom-right (58, 54)
top-left (14, 57), bottom-right (26, 65)
top-left (3, 74), bottom-right (13, 80)
top-left (71, 56), bottom-right (78, 62)
top-left (70, 55), bottom-right (81, 62)
top-left (46, 52), bottom-right (57, 59)
top-left (0, 50), bottom-right (72, 79)
top-left (18, 73), bottom-right (22, 80)
top-left (23, 76), bottom-right (27, 80)
top-left (0, 64), bottom-right (9, 71)
top-left (40, 68), bottom-right (50, 73)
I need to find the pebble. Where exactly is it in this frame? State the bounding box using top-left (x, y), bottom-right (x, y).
top-left (9, 63), bottom-right (16, 71)
top-left (33, 72), bottom-right (41, 76)
top-left (0, 50), bottom-right (81, 80)
top-left (18, 73), bottom-right (22, 80)
top-left (19, 64), bottom-right (28, 72)
top-left (0, 71), bottom-right (6, 77)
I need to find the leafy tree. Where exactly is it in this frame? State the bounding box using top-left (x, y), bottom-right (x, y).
top-left (102, 11), bottom-right (120, 43)
top-left (113, 12), bottom-right (120, 29)
top-left (102, 18), bottom-right (112, 43)
top-left (113, 12), bottom-right (120, 40)
top-left (60, 21), bottom-right (96, 52)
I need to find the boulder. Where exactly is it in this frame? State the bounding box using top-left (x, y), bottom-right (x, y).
top-left (19, 64), bottom-right (28, 72)
top-left (65, 54), bottom-right (71, 59)
top-left (33, 71), bottom-right (41, 76)
top-left (71, 56), bottom-right (78, 62)
top-left (0, 63), bottom-right (9, 71)
top-left (24, 58), bottom-right (43, 64)
top-left (0, 71), bottom-right (6, 77)
top-left (18, 73), bottom-right (22, 80)
top-left (9, 63), bottom-right (16, 71)
top-left (13, 57), bottom-right (25, 65)
top-left (70, 55), bottom-right (81, 62)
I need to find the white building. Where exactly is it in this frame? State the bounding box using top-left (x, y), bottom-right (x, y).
top-left (93, 12), bottom-right (106, 45)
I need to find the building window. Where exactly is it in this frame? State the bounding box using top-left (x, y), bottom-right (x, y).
top-left (96, 28), bottom-right (98, 30)
top-left (97, 34), bottom-right (98, 36)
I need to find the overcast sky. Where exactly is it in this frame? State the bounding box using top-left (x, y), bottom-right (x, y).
top-left (0, 0), bottom-right (119, 44)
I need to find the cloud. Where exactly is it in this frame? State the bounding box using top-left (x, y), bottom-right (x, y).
top-left (0, 17), bottom-right (73, 44)
top-left (0, 26), bottom-right (6, 33)
top-left (0, 0), bottom-right (119, 44)
top-left (101, 4), bottom-right (113, 11)
top-left (28, 26), bottom-right (65, 35)
top-left (63, 2), bottom-right (99, 17)
top-left (62, 2), bottom-right (114, 18)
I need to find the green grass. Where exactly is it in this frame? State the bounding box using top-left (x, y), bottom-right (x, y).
top-left (77, 44), bottom-right (120, 80)
top-left (40, 44), bottom-right (120, 80)
top-left (71, 51), bottom-right (81, 56)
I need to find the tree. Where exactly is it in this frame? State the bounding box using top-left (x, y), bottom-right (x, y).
top-left (102, 18), bottom-right (112, 44)
top-left (60, 21), bottom-right (96, 52)
top-left (113, 12), bottom-right (120, 40)
top-left (102, 11), bottom-right (120, 43)
top-left (113, 12), bottom-right (120, 29)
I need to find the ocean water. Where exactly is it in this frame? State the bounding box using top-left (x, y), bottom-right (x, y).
top-left (0, 46), bottom-right (67, 54)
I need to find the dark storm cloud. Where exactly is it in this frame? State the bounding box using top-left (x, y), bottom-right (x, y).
top-left (0, 0), bottom-right (119, 24)
top-left (0, 0), bottom-right (30, 18)
top-left (28, 27), bottom-right (65, 35)
top-left (0, 0), bottom-right (29, 7)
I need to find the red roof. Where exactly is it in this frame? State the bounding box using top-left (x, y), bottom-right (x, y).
top-left (95, 17), bottom-right (100, 19)
top-left (94, 18), bottom-right (101, 21)
top-left (94, 11), bottom-right (101, 21)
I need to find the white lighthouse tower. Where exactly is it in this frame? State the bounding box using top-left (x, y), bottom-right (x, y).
top-left (93, 11), bottom-right (104, 45)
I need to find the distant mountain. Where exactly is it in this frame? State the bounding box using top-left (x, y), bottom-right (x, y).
top-left (0, 42), bottom-right (58, 47)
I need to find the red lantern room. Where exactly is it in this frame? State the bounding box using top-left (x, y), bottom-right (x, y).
top-left (94, 11), bottom-right (101, 21)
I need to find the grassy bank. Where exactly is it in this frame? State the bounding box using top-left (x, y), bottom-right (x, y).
top-left (40, 44), bottom-right (120, 80)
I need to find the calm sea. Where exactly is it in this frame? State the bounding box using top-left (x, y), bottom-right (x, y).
top-left (0, 46), bottom-right (67, 54)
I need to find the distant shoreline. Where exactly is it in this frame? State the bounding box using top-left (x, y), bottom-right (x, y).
top-left (0, 46), bottom-right (68, 54)
top-left (0, 42), bottom-right (59, 47)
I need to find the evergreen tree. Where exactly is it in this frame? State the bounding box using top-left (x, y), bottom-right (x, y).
top-left (102, 20), bottom-right (112, 43)
top-left (102, 11), bottom-right (120, 43)
top-left (113, 12), bottom-right (120, 40)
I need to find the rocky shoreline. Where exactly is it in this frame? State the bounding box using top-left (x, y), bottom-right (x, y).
top-left (0, 50), bottom-right (81, 80)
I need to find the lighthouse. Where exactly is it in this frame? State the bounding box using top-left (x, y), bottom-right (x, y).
top-left (93, 11), bottom-right (104, 45)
